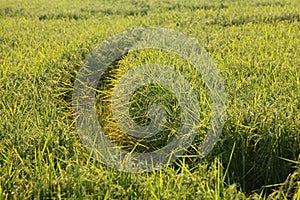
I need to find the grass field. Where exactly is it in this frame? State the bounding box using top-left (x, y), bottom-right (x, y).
top-left (1, 0), bottom-right (300, 199)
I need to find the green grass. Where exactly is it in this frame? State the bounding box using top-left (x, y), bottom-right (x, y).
top-left (0, 0), bottom-right (300, 199)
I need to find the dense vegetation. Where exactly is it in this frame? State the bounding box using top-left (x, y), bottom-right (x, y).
top-left (0, 0), bottom-right (299, 199)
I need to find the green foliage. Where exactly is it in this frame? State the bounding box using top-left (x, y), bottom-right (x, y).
top-left (0, 0), bottom-right (299, 199)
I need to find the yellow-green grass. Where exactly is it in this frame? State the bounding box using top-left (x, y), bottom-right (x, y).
top-left (0, 0), bottom-right (299, 199)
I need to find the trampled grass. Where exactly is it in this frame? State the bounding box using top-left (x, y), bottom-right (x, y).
top-left (0, 0), bottom-right (299, 199)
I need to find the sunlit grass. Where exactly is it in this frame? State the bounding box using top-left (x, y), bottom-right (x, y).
top-left (0, 0), bottom-right (299, 199)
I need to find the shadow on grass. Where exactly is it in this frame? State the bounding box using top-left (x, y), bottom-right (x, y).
top-left (212, 120), bottom-right (300, 196)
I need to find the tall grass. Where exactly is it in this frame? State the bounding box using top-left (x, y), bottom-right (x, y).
top-left (0, 0), bottom-right (299, 199)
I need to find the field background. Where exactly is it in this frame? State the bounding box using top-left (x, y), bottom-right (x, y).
top-left (0, 0), bottom-right (300, 199)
